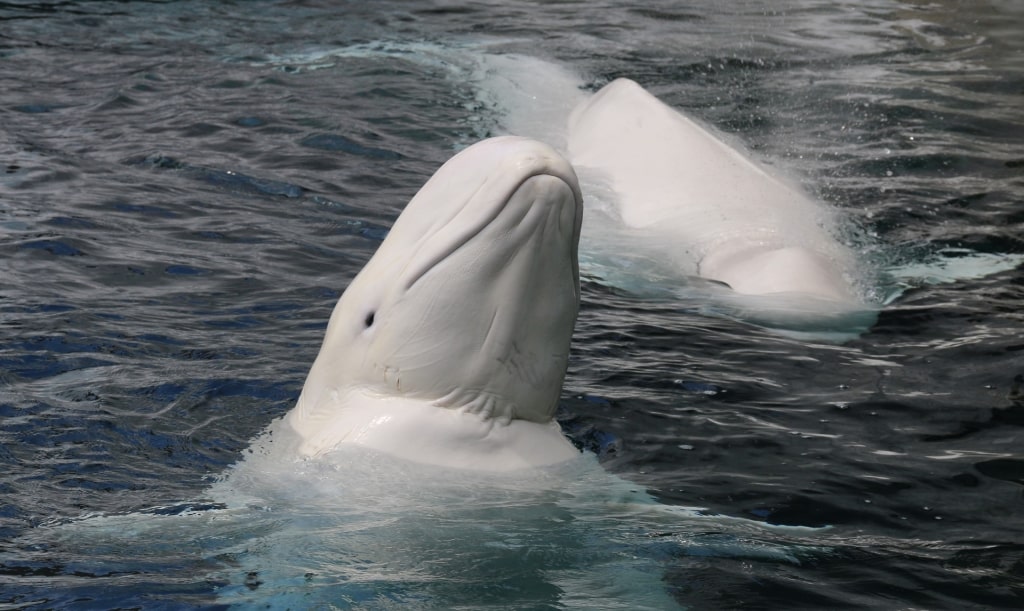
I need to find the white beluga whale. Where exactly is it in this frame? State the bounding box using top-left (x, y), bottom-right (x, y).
top-left (283, 135), bottom-right (584, 470)
top-left (566, 78), bottom-right (871, 329)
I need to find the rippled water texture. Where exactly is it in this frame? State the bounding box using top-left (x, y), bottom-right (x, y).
top-left (1, 1), bottom-right (1023, 609)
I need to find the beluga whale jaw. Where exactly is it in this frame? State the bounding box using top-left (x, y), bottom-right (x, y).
top-left (284, 136), bottom-right (584, 471)
top-left (568, 78), bottom-right (864, 312)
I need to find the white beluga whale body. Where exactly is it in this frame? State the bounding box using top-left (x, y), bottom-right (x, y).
top-left (284, 135), bottom-right (583, 470)
top-left (567, 78), bottom-right (863, 309)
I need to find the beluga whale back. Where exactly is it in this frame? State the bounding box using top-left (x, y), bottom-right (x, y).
top-left (284, 136), bottom-right (584, 470)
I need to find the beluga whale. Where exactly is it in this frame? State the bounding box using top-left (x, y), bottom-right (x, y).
top-left (567, 78), bottom-right (872, 332)
top-left (283, 135), bottom-right (584, 470)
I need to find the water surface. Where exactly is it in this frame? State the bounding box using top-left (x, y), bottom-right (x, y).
top-left (1, 1), bottom-right (1022, 608)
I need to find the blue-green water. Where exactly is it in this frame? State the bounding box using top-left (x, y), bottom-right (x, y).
top-left (1, 1), bottom-right (1022, 608)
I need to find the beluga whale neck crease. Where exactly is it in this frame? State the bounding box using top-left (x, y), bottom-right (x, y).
top-left (284, 136), bottom-right (584, 471)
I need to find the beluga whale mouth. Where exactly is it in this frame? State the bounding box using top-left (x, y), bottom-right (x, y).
top-left (284, 136), bottom-right (584, 470)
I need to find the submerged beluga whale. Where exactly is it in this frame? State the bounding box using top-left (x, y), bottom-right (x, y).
top-left (566, 78), bottom-right (869, 329)
top-left (283, 135), bottom-right (584, 470)
top-left (570, 78), bottom-right (857, 302)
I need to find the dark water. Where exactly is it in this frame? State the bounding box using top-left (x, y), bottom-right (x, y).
top-left (2, 0), bottom-right (1023, 609)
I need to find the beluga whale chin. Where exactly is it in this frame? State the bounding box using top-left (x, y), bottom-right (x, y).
top-left (284, 135), bottom-right (584, 471)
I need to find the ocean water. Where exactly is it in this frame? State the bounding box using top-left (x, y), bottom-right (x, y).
top-left (1, 0), bottom-right (1023, 609)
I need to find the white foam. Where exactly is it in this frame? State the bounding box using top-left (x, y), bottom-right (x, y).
top-left (883, 247), bottom-right (1024, 299)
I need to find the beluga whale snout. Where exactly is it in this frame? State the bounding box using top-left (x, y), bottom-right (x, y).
top-left (284, 136), bottom-right (584, 470)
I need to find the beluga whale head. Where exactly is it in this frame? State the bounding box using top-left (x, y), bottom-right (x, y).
top-left (284, 136), bottom-right (584, 470)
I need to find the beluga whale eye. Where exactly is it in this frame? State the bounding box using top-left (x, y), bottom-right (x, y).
top-left (364, 311), bottom-right (375, 328)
